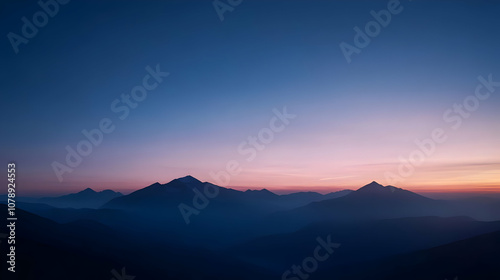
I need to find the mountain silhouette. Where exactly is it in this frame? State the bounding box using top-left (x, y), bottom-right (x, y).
top-left (101, 175), bottom-right (352, 212)
top-left (38, 188), bottom-right (122, 209)
top-left (262, 181), bottom-right (444, 232)
top-left (5, 177), bottom-right (500, 280)
top-left (349, 181), bottom-right (429, 201)
top-left (308, 181), bottom-right (434, 214)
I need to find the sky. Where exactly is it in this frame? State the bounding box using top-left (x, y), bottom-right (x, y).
top-left (1, 0), bottom-right (499, 195)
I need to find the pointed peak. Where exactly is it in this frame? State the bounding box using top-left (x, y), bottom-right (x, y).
top-left (366, 181), bottom-right (384, 188)
top-left (356, 181), bottom-right (386, 192)
top-left (176, 175), bottom-right (201, 184)
top-left (80, 188), bottom-right (96, 194)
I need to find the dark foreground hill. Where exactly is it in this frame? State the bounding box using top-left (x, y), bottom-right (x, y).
top-left (327, 230), bottom-right (500, 279)
top-left (230, 216), bottom-right (500, 272)
top-left (0, 204), bottom-right (277, 280)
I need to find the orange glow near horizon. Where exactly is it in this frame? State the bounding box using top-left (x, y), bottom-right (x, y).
top-left (18, 166), bottom-right (500, 196)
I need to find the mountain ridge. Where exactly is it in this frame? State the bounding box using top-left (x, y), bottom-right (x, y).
top-left (101, 175), bottom-right (354, 211)
top-left (37, 188), bottom-right (122, 209)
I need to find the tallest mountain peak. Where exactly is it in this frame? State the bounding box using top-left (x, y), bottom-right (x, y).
top-left (355, 181), bottom-right (386, 193)
top-left (176, 175), bottom-right (201, 184)
top-left (366, 181), bottom-right (384, 187)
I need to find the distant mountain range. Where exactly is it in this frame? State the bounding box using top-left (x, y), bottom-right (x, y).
top-left (8, 175), bottom-right (500, 279)
top-left (11, 176), bottom-right (352, 211)
top-left (282, 181), bottom-right (439, 222)
top-left (101, 175), bottom-right (353, 212)
top-left (37, 188), bottom-right (122, 209)
top-left (14, 177), bottom-right (500, 231)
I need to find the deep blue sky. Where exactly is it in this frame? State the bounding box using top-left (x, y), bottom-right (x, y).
top-left (1, 0), bottom-right (499, 195)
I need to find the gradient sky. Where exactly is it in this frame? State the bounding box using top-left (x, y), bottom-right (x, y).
top-left (1, 0), bottom-right (499, 195)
